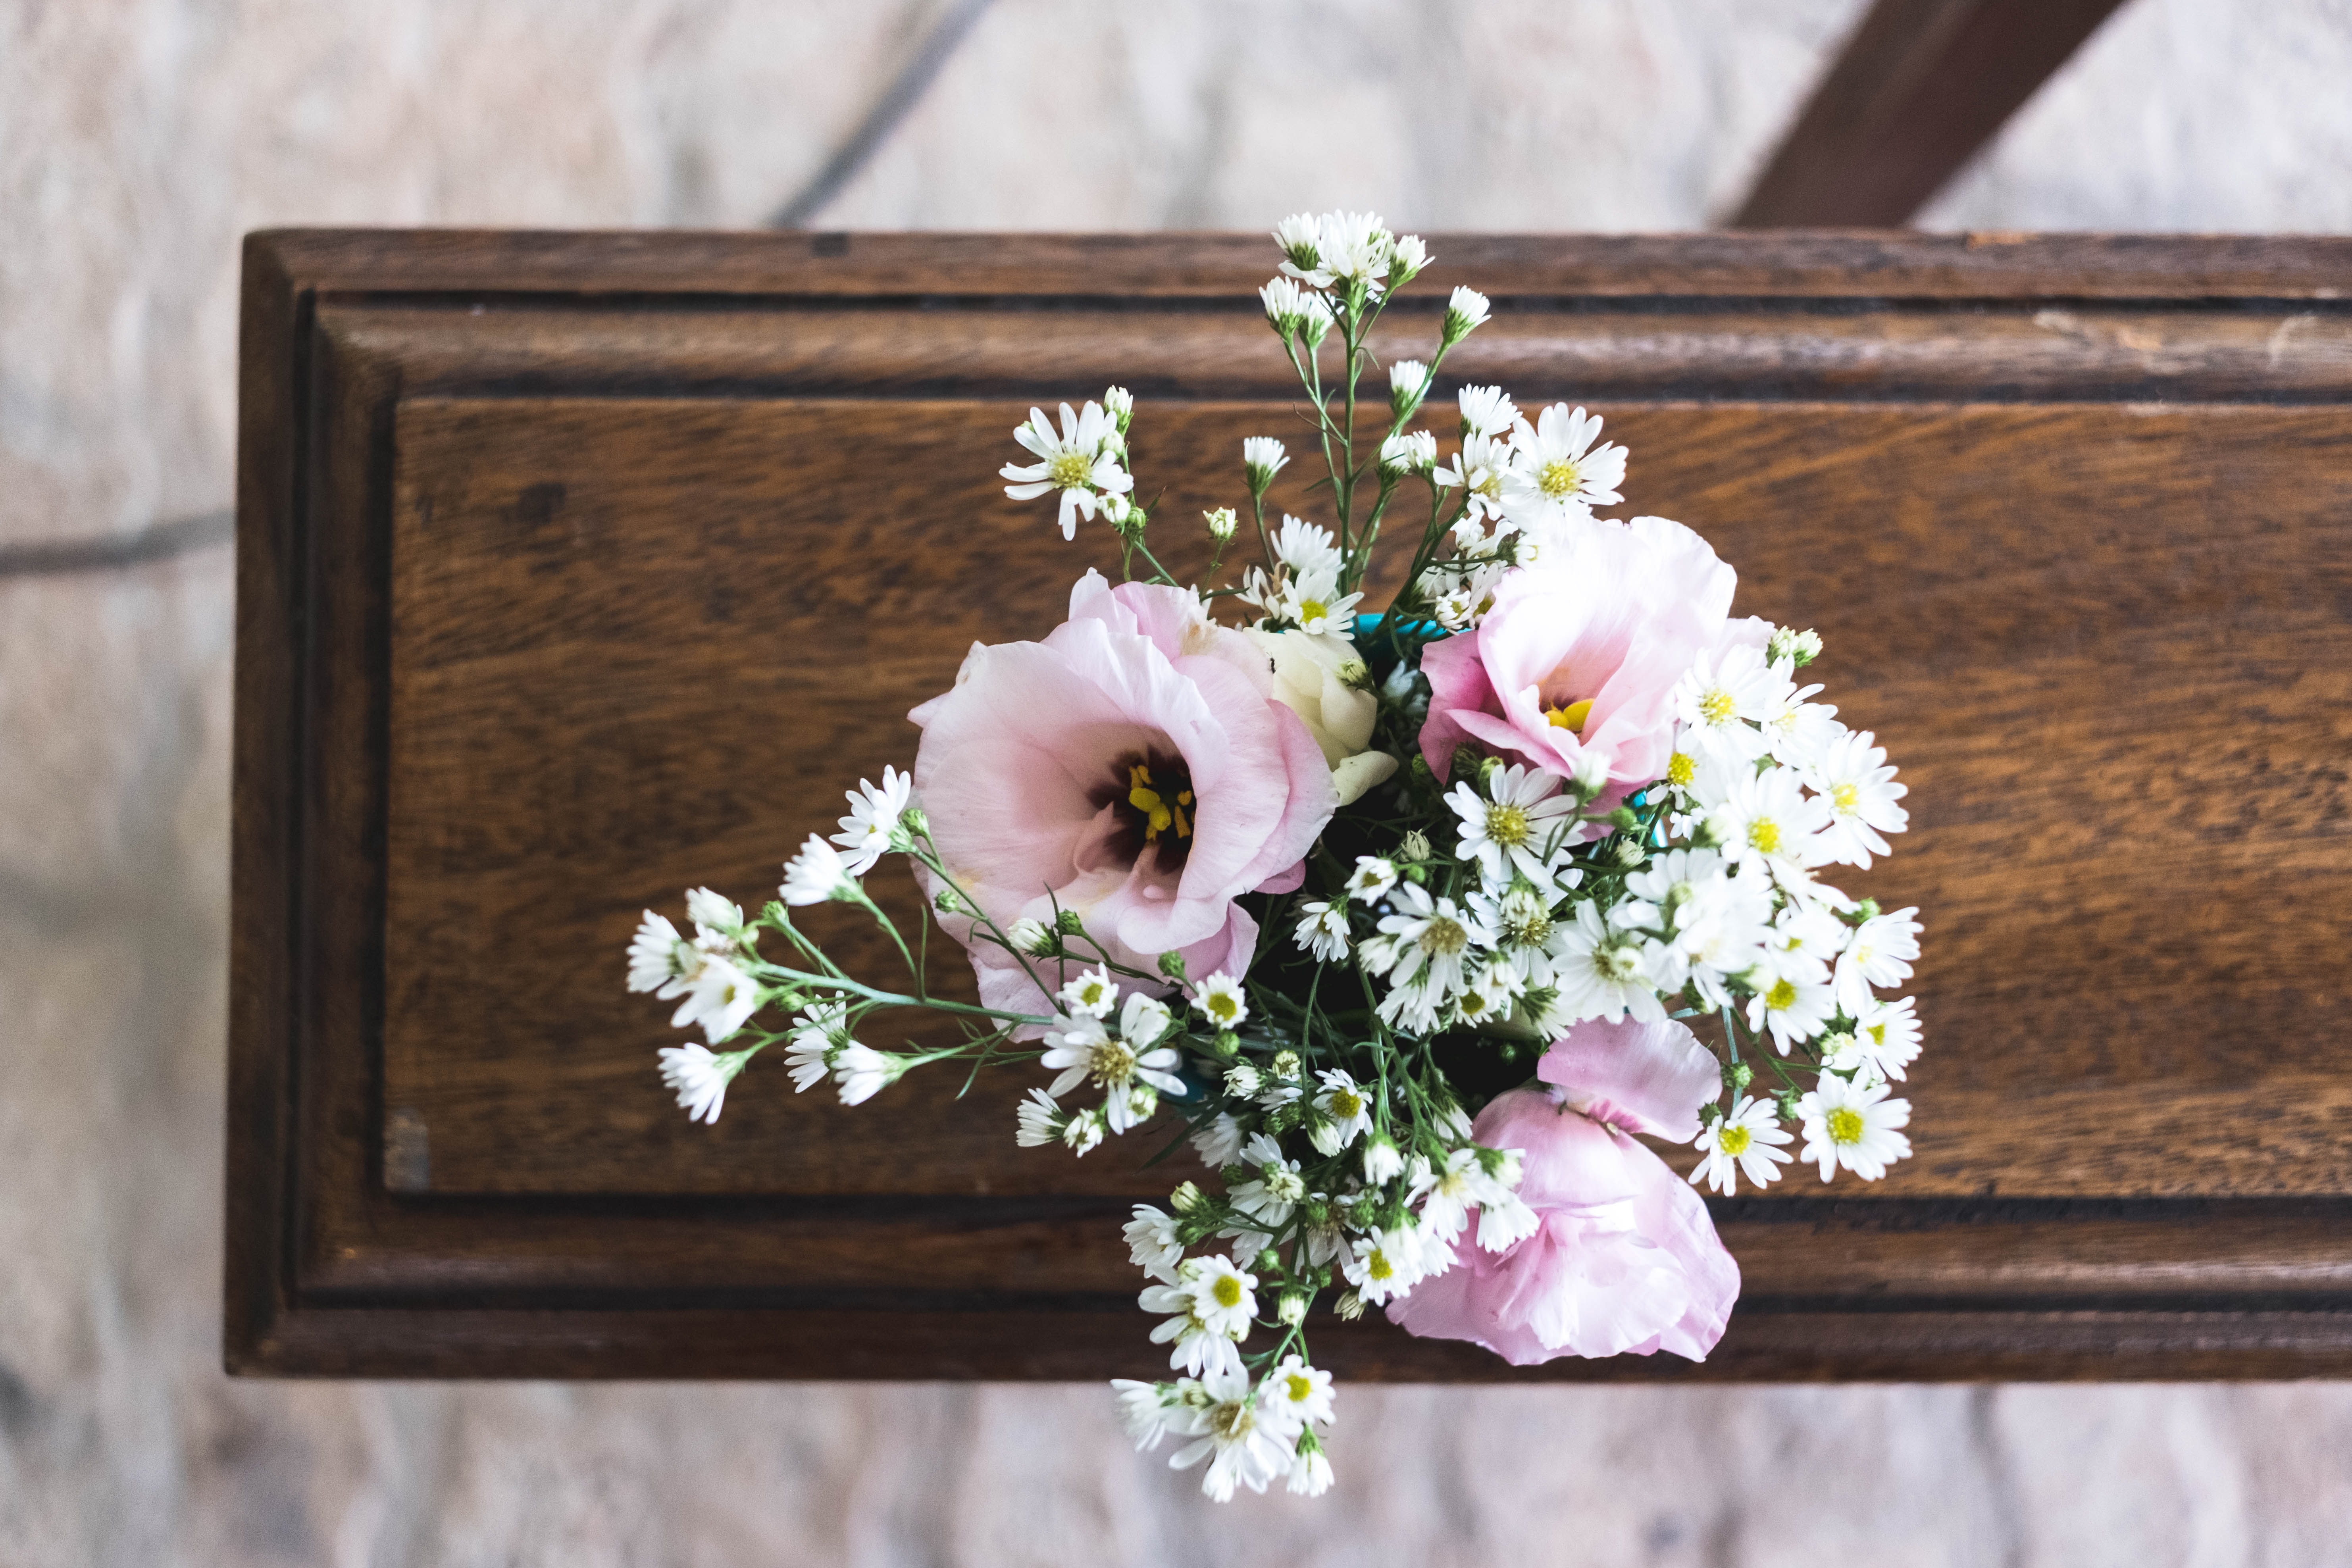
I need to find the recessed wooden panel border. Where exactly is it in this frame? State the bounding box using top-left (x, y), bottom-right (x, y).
top-left (228, 229), bottom-right (2352, 1379)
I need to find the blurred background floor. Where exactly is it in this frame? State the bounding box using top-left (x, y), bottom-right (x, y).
top-left (5, 2), bottom-right (2352, 1563)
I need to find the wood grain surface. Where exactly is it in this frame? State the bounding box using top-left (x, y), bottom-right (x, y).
top-left (229, 231), bottom-right (2352, 1379)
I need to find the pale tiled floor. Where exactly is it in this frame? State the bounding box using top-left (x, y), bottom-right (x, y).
top-left (5, 3), bottom-right (2350, 1563)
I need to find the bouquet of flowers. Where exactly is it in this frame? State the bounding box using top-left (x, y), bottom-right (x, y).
top-left (627, 211), bottom-right (1922, 1500)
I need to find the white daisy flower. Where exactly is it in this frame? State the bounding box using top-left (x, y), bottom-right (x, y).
top-left (1375, 883), bottom-right (1495, 999)
top-left (1755, 670), bottom-right (1840, 770)
top-left (1690, 1095), bottom-right (1795, 1194)
top-left (1228, 1139), bottom-right (1308, 1229)
top-left (1183, 1254), bottom-right (1260, 1338)
top-left (1745, 965), bottom-right (1836, 1051)
top-left (1345, 856), bottom-right (1399, 902)
top-left (626, 911), bottom-right (687, 993)
top-left (1442, 285), bottom-right (1490, 342)
top-left (656, 1043), bottom-right (745, 1124)
top-left (1445, 763), bottom-right (1580, 887)
top-left (780, 833), bottom-right (857, 906)
top-left (1798, 1075), bottom-right (1913, 1181)
top-left (1191, 972), bottom-right (1249, 1029)
top-left (1260, 275), bottom-right (1311, 332)
top-left (1168, 1366), bottom-right (1291, 1502)
top-left (1386, 231), bottom-right (1429, 284)
top-left (1111, 1378), bottom-right (1184, 1452)
top-left (1039, 1014), bottom-right (1185, 1131)
top-left (1275, 569), bottom-right (1364, 637)
top-left (783, 1000), bottom-right (852, 1091)
top-left (1835, 907), bottom-right (1922, 1016)
top-left (1433, 433), bottom-right (1512, 521)
top-left (1000, 401), bottom-right (1133, 539)
top-left (1388, 358), bottom-right (1432, 416)
top-left (1855, 995), bottom-right (1924, 1080)
top-left (1015, 1087), bottom-right (1065, 1147)
top-left (1272, 212), bottom-right (1327, 281)
top-left (1309, 1070), bottom-right (1374, 1155)
top-left (1500, 404), bottom-right (1626, 532)
top-left (1062, 1104), bottom-right (1108, 1156)
top-left (830, 765), bottom-right (913, 875)
top-left (1672, 643), bottom-right (1778, 762)
top-left (1456, 384), bottom-right (1518, 438)
top-left (1379, 428), bottom-right (1438, 477)
top-left (1373, 975), bottom-right (1445, 1035)
top-left (1809, 727), bottom-right (1910, 870)
top-left (1243, 436), bottom-right (1290, 491)
top-left (1270, 513), bottom-right (1343, 579)
top-left (1267, 1354), bottom-right (1336, 1429)
top-left (1549, 902), bottom-right (1665, 1026)
top-left (1119, 990), bottom-right (1174, 1049)
top-left (1313, 210), bottom-right (1393, 292)
top-left (1343, 1224), bottom-right (1430, 1306)
top-left (1711, 766), bottom-right (1831, 874)
top-left (1294, 899), bottom-right (1351, 961)
top-left (668, 951), bottom-right (761, 1043)
top-left (831, 1042), bottom-right (901, 1106)
top-left (1124, 1204), bottom-right (1187, 1283)
top-left (1189, 1112), bottom-right (1247, 1168)
top-left (1058, 964), bottom-right (1119, 1018)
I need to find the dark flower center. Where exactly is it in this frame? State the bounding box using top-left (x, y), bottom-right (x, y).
top-left (1092, 748), bottom-right (1196, 867)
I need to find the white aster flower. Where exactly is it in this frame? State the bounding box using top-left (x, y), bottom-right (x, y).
top-left (1386, 231), bottom-right (1429, 285)
top-left (1711, 765), bottom-right (1831, 874)
top-left (1673, 643), bottom-right (1779, 762)
top-left (1809, 727), bottom-right (1910, 870)
top-left (668, 951), bottom-right (762, 1043)
top-left (1125, 1204), bottom-right (1187, 1283)
top-left (1243, 436), bottom-right (1290, 491)
top-left (1375, 883), bottom-right (1495, 998)
top-left (1501, 404), bottom-right (1626, 527)
top-left (1062, 1104), bottom-right (1108, 1155)
top-left (1755, 670), bottom-right (1840, 770)
top-left (626, 911), bottom-right (687, 993)
top-left (1345, 856), bottom-right (1399, 902)
top-left (1446, 764), bottom-right (1580, 887)
top-left (1434, 433), bottom-right (1511, 521)
top-left (1267, 1354), bottom-right (1336, 1429)
top-left (1039, 1012), bottom-right (1185, 1131)
top-left (1275, 569), bottom-right (1364, 637)
top-left (783, 1000), bottom-right (852, 1091)
top-left (1120, 989), bottom-right (1174, 1048)
top-left (1270, 513), bottom-right (1343, 579)
top-left (1260, 275), bottom-right (1311, 331)
top-left (1287, 1439), bottom-right (1336, 1497)
top-left (1190, 1112), bottom-right (1247, 1167)
top-left (683, 887), bottom-right (744, 945)
top-left (780, 833), bottom-right (857, 906)
top-left (1379, 428), bottom-right (1438, 477)
top-left (1359, 1131), bottom-right (1405, 1184)
top-left (1456, 384), bottom-right (1518, 438)
top-left (1015, 1087), bottom-right (1065, 1147)
top-left (1272, 212), bottom-right (1326, 280)
top-left (1005, 916), bottom-right (1055, 956)
top-left (1112, 1378), bottom-right (1184, 1452)
top-left (1388, 358), bottom-right (1432, 416)
top-left (1690, 1095), bottom-right (1794, 1194)
top-left (1442, 285), bottom-right (1490, 342)
top-left (1294, 899), bottom-right (1350, 961)
top-left (1855, 995), bottom-right (1924, 1080)
top-left (1191, 972), bottom-right (1249, 1029)
top-left (1228, 1137), bottom-right (1308, 1229)
top-left (831, 1042), bottom-right (901, 1106)
top-left (1313, 209), bottom-right (1393, 292)
top-left (1309, 1070), bottom-right (1373, 1155)
top-left (1745, 965), bottom-right (1837, 1052)
top-left (1168, 1366), bottom-right (1291, 1502)
top-left (1835, 907), bottom-right (1922, 1016)
top-left (656, 1043), bottom-right (745, 1124)
top-left (1343, 1224), bottom-right (1430, 1306)
top-left (1798, 1076), bottom-right (1913, 1181)
top-left (1550, 902), bottom-right (1666, 1026)
top-left (1059, 964), bottom-right (1119, 1018)
top-left (1001, 401), bottom-right (1133, 539)
top-left (830, 765), bottom-right (914, 874)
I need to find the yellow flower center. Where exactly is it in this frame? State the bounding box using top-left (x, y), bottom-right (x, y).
top-left (1867, 1020), bottom-right (1888, 1045)
top-left (1087, 1040), bottom-right (1138, 1087)
top-left (1544, 698), bottom-right (1594, 734)
top-left (1210, 1400), bottom-right (1256, 1440)
top-left (1667, 751), bottom-right (1696, 787)
top-left (1698, 688), bottom-right (1736, 725)
top-left (1718, 1124), bottom-right (1752, 1156)
top-left (1484, 802), bottom-right (1531, 846)
top-left (1299, 598), bottom-right (1329, 625)
top-left (1748, 818), bottom-right (1782, 854)
top-left (1538, 458), bottom-right (1581, 499)
top-left (1832, 782), bottom-right (1860, 814)
top-left (1205, 991), bottom-right (1240, 1023)
top-left (1419, 917), bottom-right (1469, 957)
top-left (1285, 1373), bottom-right (1314, 1404)
top-left (1828, 1107), bottom-right (1866, 1145)
top-left (1328, 1089), bottom-right (1363, 1120)
top-left (1211, 1274), bottom-right (1243, 1308)
top-left (1047, 452), bottom-right (1096, 489)
top-left (1764, 978), bottom-right (1797, 1011)
top-left (1126, 763), bottom-right (1194, 843)
top-left (1366, 1249), bottom-right (1393, 1282)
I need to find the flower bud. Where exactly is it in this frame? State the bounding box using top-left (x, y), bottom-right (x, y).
top-left (1359, 1131), bottom-right (1404, 1184)
top-left (1212, 1029), bottom-right (1241, 1060)
top-left (1224, 1062), bottom-right (1263, 1098)
top-left (1728, 1061), bottom-right (1754, 1091)
top-left (1605, 806), bottom-right (1642, 832)
top-left (1398, 830), bottom-right (1432, 864)
top-left (1277, 1291), bottom-right (1309, 1327)
top-left (1203, 506), bottom-right (1238, 542)
top-left (932, 887), bottom-right (967, 915)
top-left (1006, 916), bottom-right (1056, 956)
top-left (1614, 837), bottom-right (1646, 867)
top-left (1441, 285), bottom-right (1490, 344)
top-left (1157, 950), bottom-right (1189, 982)
top-left (1169, 1180), bottom-right (1206, 1214)
top-left (1388, 358), bottom-right (1432, 419)
top-left (1270, 1050), bottom-right (1301, 1081)
top-left (1055, 908), bottom-right (1086, 934)
top-left (1334, 1290), bottom-right (1366, 1322)
top-left (1102, 384), bottom-right (1134, 433)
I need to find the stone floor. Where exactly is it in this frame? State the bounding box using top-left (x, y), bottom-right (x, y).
top-left (4, 1), bottom-right (2350, 1563)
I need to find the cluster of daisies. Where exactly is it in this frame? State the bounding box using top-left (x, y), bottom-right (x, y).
top-left (623, 212), bottom-right (1925, 1503)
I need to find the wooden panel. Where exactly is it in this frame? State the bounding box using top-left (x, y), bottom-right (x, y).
top-left (229, 230), bottom-right (2352, 1378)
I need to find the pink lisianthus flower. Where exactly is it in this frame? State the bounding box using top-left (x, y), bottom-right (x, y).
top-left (1388, 1017), bottom-right (1738, 1364)
top-left (910, 570), bottom-right (1334, 1024)
top-left (1417, 515), bottom-right (1770, 819)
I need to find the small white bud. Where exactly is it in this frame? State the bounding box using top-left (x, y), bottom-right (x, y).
top-left (1006, 916), bottom-right (1055, 956)
top-left (1442, 285), bottom-right (1491, 343)
top-left (1203, 506), bottom-right (1238, 542)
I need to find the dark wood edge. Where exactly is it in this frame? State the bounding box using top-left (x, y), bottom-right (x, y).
top-left (250, 229), bottom-right (2352, 301)
top-left (227, 1302), bottom-right (2352, 1381)
top-left (229, 229), bottom-right (2352, 1379)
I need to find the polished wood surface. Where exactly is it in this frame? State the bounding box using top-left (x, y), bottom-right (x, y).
top-left (229, 230), bottom-right (2352, 1378)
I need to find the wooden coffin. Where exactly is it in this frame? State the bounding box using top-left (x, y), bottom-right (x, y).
top-left (227, 230), bottom-right (2352, 1378)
